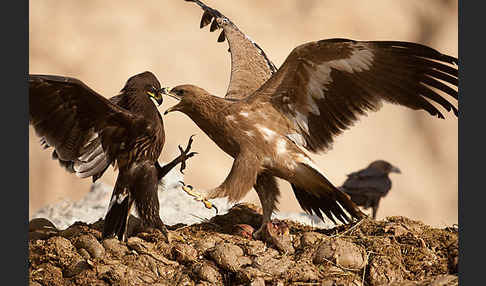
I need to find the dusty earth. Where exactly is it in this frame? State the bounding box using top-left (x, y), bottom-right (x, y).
top-left (29, 203), bottom-right (458, 286)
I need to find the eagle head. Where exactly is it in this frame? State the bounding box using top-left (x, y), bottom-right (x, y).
top-left (162, 84), bottom-right (210, 115)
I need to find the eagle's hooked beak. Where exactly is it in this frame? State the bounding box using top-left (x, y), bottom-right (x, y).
top-left (162, 87), bottom-right (183, 115)
top-left (148, 89), bottom-right (164, 106)
top-left (153, 88), bottom-right (166, 106)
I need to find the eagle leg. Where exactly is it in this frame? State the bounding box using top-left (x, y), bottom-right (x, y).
top-left (371, 199), bottom-right (380, 219)
top-left (131, 162), bottom-right (170, 242)
top-left (177, 134), bottom-right (197, 173)
top-left (156, 135), bottom-right (198, 180)
top-left (103, 187), bottom-right (134, 241)
top-left (252, 172), bottom-right (280, 240)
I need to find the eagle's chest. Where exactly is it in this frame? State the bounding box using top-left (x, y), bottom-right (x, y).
top-left (117, 119), bottom-right (164, 169)
top-left (222, 111), bottom-right (299, 165)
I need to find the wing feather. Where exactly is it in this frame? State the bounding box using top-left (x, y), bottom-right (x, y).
top-left (249, 39), bottom-right (458, 153)
top-left (186, 0), bottom-right (277, 100)
top-left (29, 74), bottom-right (146, 180)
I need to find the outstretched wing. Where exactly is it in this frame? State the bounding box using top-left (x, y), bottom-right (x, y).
top-left (250, 39), bottom-right (458, 153)
top-left (29, 75), bottom-right (147, 180)
top-left (186, 0), bottom-right (277, 100)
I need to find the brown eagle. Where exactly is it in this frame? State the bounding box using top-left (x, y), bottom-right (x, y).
top-left (164, 0), bottom-right (458, 238)
top-left (339, 160), bottom-right (401, 219)
top-left (29, 71), bottom-right (196, 241)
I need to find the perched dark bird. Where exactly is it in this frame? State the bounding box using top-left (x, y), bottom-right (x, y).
top-left (163, 0), bottom-right (458, 239)
top-left (29, 71), bottom-right (196, 241)
top-left (339, 160), bottom-right (401, 219)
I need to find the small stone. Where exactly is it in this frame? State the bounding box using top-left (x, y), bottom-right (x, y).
top-left (242, 240), bottom-right (267, 256)
top-left (29, 218), bottom-right (57, 232)
top-left (253, 254), bottom-right (292, 277)
top-left (172, 243), bottom-right (198, 264)
top-left (46, 236), bottom-right (82, 268)
top-left (210, 242), bottom-right (245, 272)
top-left (384, 222), bottom-right (410, 236)
top-left (194, 236), bottom-right (221, 253)
top-left (29, 218), bottom-right (59, 241)
top-left (238, 256), bottom-right (252, 266)
top-left (300, 232), bottom-right (325, 248)
top-left (63, 256), bottom-right (90, 277)
top-left (74, 234), bottom-right (105, 259)
top-left (103, 238), bottom-right (129, 258)
top-left (313, 238), bottom-right (365, 270)
top-left (192, 262), bottom-right (222, 283)
top-left (78, 248), bottom-right (91, 260)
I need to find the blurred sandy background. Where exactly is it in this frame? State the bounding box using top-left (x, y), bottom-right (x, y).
top-left (29, 0), bottom-right (458, 227)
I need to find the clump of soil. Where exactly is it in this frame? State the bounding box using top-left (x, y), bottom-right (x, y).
top-left (29, 203), bottom-right (458, 286)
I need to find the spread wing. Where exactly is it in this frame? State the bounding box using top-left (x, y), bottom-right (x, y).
top-left (249, 39), bottom-right (458, 153)
top-left (186, 0), bottom-right (277, 100)
top-left (29, 75), bottom-right (149, 180)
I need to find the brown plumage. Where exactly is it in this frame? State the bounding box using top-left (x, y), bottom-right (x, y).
top-left (164, 0), bottom-right (458, 238)
top-left (29, 71), bottom-right (196, 241)
top-left (339, 160), bottom-right (401, 219)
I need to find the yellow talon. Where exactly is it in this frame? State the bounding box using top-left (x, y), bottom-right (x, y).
top-left (180, 182), bottom-right (219, 214)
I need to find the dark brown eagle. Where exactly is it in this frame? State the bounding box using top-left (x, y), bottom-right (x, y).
top-left (163, 0), bottom-right (458, 238)
top-left (339, 160), bottom-right (401, 219)
top-left (29, 71), bottom-right (196, 241)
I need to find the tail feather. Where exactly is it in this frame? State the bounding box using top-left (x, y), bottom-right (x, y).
top-left (292, 163), bottom-right (364, 224)
top-left (102, 188), bottom-right (132, 240)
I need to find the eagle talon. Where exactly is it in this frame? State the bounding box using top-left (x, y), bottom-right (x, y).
top-left (178, 135), bottom-right (198, 173)
top-left (179, 182), bottom-right (218, 214)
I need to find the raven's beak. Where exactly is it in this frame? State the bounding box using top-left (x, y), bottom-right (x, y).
top-left (390, 166), bottom-right (401, 174)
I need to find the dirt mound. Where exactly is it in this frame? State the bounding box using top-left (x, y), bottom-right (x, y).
top-left (29, 204), bottom-right (458, 286)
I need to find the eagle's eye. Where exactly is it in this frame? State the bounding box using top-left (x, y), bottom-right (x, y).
top-left (146, 86), bottom-right (158, 97)
top-left (176, 89), bottom-right (185, 96)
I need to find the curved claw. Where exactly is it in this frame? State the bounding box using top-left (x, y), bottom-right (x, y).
top-left (178, 135), bottom-right (198, 173)
top-left (179, 182), bottom-right (218, 214)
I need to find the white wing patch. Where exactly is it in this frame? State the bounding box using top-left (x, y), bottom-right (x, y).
top-left (296, 46), bottom-right (375, 133)
top-left (303, 61), bottom-right (330, 115)
top-left (294, 111), bottom-right (310, 135)
top-left (256, 124), bottom-right (277, 142)
top-left (328, 48), bottom-right (374, 73)
top-left (74, 144), bottom-right (109, 178)
top-left (286, 133), bottom-right (306, 147)
top-left (276, 138), bottom-right (287, 155)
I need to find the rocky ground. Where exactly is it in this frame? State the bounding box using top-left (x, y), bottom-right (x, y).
top-left (29, 203), bottom-right (458, 286)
